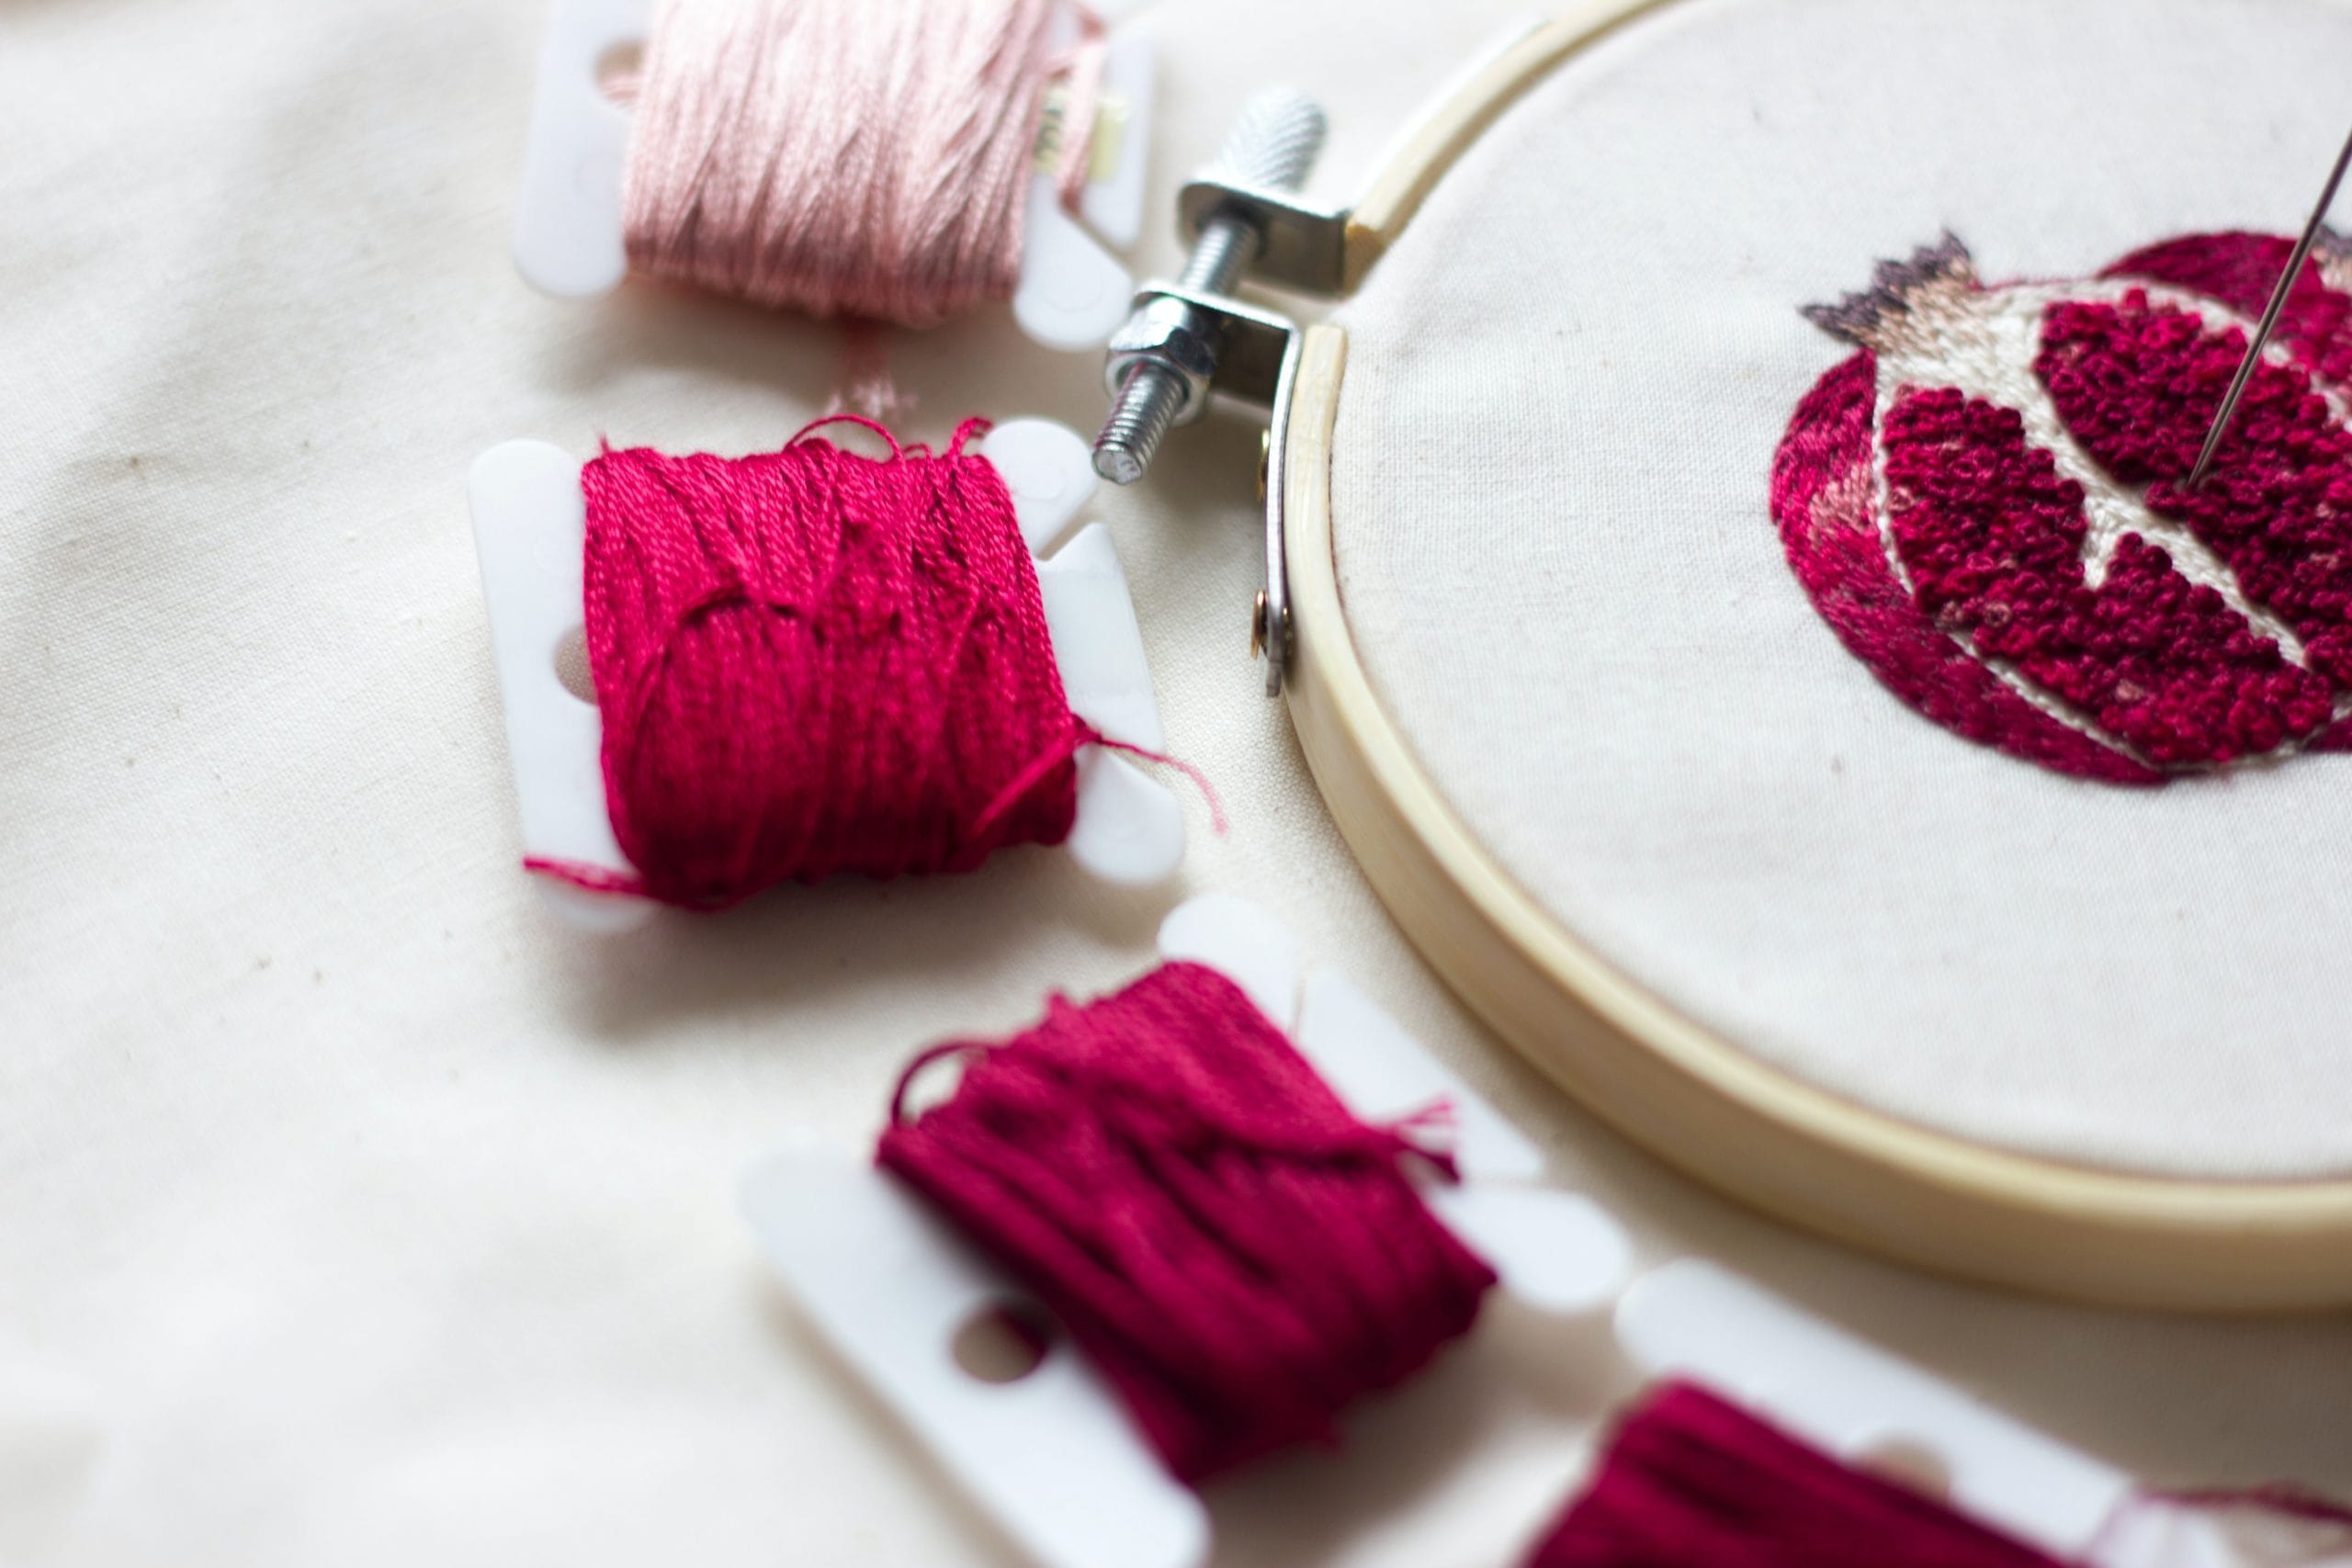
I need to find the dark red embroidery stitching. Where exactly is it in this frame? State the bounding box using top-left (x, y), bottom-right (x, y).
top-left (2108, 231), bottom-right (2352, 389)
top-left (1771, 231), bottom-right (2352, 778)
top-left (1884, 383), bottom-right (2334, 766)
top-left (2039, 291), bottom-right (2352, 692)
top-left (1768, 354), bottom-right (2157, 784)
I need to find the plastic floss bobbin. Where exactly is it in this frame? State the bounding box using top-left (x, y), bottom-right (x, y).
top-left (739, 892), bottom-right (1636, 1568)
top-left (740, 892), bottom-right (2236, 1568)
top-left (510, 0), bottom-right (1157, 351)
top-left (468, 418), bottom-right (1185, 932)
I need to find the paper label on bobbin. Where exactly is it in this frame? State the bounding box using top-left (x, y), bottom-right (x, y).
top-left (464, 418), bottom-right (1183, 929)
top-left (738, 895), bottom-right (1637, 1568)
top-left (510, 0), bottom-right (1152, 351)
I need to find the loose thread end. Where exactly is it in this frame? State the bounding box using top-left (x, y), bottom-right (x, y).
top-left (888, 1039), bottom-right (986, 1127)
top-left (522, 855), bottom-right (648, 900)
top-left (1080, 724), bottom-right (1230, 836)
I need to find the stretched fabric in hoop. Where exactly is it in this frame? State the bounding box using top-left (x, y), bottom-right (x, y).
top-left (1325, 0), bottom-right (2352, 1179)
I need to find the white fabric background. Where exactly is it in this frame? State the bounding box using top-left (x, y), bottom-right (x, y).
top-left (2, 1), bottom-right (2348, 1564)
top-left (1334, 0), bottom-right (2352, 1178)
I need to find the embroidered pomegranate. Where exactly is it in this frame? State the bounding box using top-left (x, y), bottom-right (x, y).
top-left (1772, 231), bottom-right (2352, 781)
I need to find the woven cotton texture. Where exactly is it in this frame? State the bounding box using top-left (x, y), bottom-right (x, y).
top-left (10, 0), bottom-right (2352, 1560)
top-left (1330, 0), bottom-right (2352, 1179)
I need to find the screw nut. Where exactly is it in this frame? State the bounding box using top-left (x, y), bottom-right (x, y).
top-left (1102, 297), bottom-right (1222, 427)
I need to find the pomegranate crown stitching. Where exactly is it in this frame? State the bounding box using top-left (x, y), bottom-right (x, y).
top-left (1801, 231), bottom-right (1975, 346)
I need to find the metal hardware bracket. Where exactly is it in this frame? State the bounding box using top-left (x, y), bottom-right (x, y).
top-left (1091, 88), bottom-right (1337, 697)
top-left (1175, 180), bottom-right (1351, 297)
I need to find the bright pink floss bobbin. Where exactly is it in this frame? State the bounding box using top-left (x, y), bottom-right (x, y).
top-left (619, 0), bottom-right (1103, 328)
top-left (529, 417), bottom-right (1096, 909)
top-left (876, 961), bottom-right (1499, 1484)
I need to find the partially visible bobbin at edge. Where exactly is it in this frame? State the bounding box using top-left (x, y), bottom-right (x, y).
top-left (620, 0), bottom-right (1102, 326)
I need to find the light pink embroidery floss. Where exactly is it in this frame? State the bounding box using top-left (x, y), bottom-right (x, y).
top-left (620, 0), bottom-right (1102, 329)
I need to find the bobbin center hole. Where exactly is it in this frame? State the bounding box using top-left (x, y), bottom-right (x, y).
top-left (553, 626), bottom-right (595, 705)
top-left (593, 41), bottom-right (644, 107)
top-left (951, 1300), bottom-right (1055, 1384)
top-left (1854, 1435), bottom-right (1955, 1502)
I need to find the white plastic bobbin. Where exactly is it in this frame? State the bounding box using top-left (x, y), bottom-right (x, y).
top-left (1616, 1261), bottom-right (2135, 1560)
top-left (739, 894), bottom-right (1635, 1568)
top-left (465, 418), bottom-right (1183, 932)
top-left (512, 0), bottom-right (1155, 351)
top-left (1613, 1264), bottom-right (2352, 1566)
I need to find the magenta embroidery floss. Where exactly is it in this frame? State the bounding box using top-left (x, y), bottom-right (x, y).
top-left (535, 417), bottom-right (1091, 908)
top-left (620, 0), bottom-right (1103, 328)
top-left (739, 894), bottom-right (1637, 1564)
top-left (1773, 231), bottom-right (2352, 780)
top-left (467, 412), bottom-right (1201, 923)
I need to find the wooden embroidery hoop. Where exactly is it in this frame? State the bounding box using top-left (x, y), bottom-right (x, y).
top-left (1249, 0), bottom-right (2352, 1312)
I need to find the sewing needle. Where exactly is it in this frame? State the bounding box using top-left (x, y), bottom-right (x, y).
top-left (2187, 120), bottom-right (2352, 490)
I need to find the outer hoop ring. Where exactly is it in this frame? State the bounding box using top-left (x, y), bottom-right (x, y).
top-left (1282, 0), bottom-right (2352, 1311)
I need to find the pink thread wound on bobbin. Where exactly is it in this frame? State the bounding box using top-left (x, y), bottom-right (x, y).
top-left (1523, 1380), bottom-right (2352, 1567)
top-left (620, 0), bottom-right (1102, 328)
top-left (544, 417), bottom-right (1084, 908)
top-left (876, 962), bottom-right (1498, 1484)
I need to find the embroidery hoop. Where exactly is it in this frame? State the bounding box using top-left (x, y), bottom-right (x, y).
top-left (1213, 0), bottom-right (2352, 1310)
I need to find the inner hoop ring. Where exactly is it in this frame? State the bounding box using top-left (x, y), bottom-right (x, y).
top-left (1275, 0), bottom-right (2352, 1311)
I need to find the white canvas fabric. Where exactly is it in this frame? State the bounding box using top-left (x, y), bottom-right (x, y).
top-left (4, 0), bottom-right (2349, 1563)
top-left (1333, 0), bottom-right (2352, 1179)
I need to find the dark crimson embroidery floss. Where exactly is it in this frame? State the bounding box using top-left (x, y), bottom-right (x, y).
top-left (2037, 290), bottom-right (2352, 696)
top-left (1770, 352), bottom-right (2160, 784)
top-left (1522, 1382), bottom-right (2066, 1568)
top-left (1775, 231), bottom-right (2352, 779)
top-left (876, 961), bottom-right (1499, 1484)
top-left (2108, 231), bottom-right (2352, 388)
top-left (1523, 1381), bottom-right (2352, 1567)
top-left (1880, 381), bottom-right (2336, 766)
top-left (537, 416), bottom-right (1087, 907)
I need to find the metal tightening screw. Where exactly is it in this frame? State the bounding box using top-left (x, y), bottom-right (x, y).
top-left (1092, 88), bottom-right (1329, 485)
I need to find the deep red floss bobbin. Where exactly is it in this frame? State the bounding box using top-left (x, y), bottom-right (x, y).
top-left (1523, 1382), bottom-right (2069, 1568)
top-left (876, 961), bottom-right (1500, 1484)
top-left (1523, 1380), bottom-right (2352, 1568)
top-left (531, 416), bottom-right (1093, 908)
